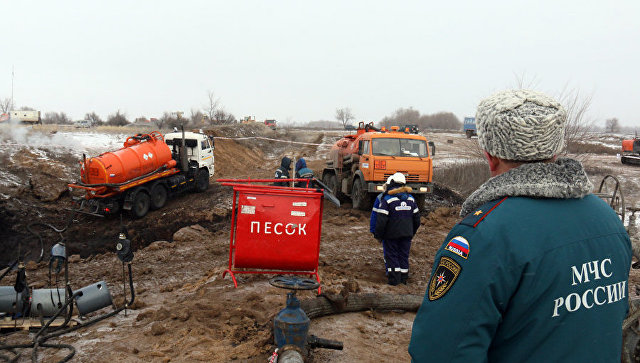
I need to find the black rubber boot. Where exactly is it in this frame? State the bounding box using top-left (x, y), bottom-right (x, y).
top-left (401, 273), bottom-right (409, 285)
top-left (388, 271), bottom-right (401, 286)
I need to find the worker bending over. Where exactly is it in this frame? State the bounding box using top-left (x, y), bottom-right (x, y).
top-left (294, 157), bottom-right (314, 188)
top-left (273, 156), bottom-right (292, 186)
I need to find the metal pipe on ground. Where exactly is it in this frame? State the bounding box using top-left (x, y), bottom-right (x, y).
top-left (277, 346), bottom-right (304, 363)
top-left (300, 293), bottom-right (423, 319)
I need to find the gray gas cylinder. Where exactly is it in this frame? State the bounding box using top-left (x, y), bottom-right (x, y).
top-left (74, 281), bottom-right (113, 316)
top-left (31, 288), bottom-right (66, 317)
top-left (0, 286), bottom-right (25, 314)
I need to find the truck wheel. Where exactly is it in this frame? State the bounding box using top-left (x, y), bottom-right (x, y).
top-left (466, 130), bottom-right (473, 138)
top-left (131, 191), bottom-right (150, 218)
top-left (150, 184), bottom-right (168, 210)
top-left (352, 179), bottom-right (372, 211)
top-left (195, 168), bottom-right (209, 192)
top-left (328, 174), bottom-right (347, 202)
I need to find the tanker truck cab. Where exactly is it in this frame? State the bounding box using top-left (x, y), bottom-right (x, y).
top-left (322, 123), bottom-right (434, 211)
top-left (163, 131), bottom-right (215, 176)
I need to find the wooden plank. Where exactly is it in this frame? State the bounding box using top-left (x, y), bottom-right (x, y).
top-left (0, 317), bottom-right (77, 330)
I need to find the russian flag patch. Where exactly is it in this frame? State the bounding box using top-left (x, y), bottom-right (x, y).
top-left (445, 236), bottom-right (470, 259)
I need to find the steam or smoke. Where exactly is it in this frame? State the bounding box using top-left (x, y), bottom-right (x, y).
top-left (0, 121), bottom-right (124, 156)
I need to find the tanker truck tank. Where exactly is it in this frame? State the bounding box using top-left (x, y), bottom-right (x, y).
top-left (80, 132), bottom-right (177, 186)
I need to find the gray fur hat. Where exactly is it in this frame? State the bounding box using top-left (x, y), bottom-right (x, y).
top-left (476, 89), bottom-right (567, 161)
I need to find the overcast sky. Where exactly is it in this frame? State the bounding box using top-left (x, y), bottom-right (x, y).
top-left (1, 1), bottom-right (638, 127)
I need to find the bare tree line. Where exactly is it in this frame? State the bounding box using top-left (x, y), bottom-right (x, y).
top-left (380, 107), bottom-right (461, 131)
top-left (0, 90), bottom-right (238, 128)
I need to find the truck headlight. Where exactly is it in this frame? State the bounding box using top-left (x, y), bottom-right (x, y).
top-left (420, 187), bottom-right (428, 192)
top-left (376, 185), bottom-right (384, 192)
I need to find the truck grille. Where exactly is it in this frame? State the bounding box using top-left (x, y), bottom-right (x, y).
top-left (384, 173), bottom-right (420, 182)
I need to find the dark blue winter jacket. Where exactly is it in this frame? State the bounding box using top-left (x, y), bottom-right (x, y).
top-left (274, 157), bottom-right (291, 186)
top-left (374, 186), bottom-right (420, 240)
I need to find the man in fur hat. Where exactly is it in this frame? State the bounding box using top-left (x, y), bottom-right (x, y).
top-left (409, 89), bottom-right (631, 362)
top-left (373, 172), bottom-right (421, 285)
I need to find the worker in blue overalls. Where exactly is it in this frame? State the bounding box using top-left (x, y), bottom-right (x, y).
top-left (373, 172), bottom-right (421, 285)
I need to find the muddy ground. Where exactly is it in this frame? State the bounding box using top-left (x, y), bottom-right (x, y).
top-left (1, 124), bottom-right (640, 362)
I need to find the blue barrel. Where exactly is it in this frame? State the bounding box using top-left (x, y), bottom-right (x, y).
top-left (274, 292), bottom-right (310, 349)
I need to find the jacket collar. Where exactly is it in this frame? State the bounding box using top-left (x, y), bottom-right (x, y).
top-left (388, 186), bottom-right (413, 195)
top-left (460, 158), bottom-right (593, 217)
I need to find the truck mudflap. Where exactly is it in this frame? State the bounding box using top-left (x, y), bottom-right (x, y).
top-left (366, 182), bottom-right (433, 194)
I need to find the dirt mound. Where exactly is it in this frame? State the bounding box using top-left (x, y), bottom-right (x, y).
top-left (423, 182), bottom-right (465, 213)
top-left (206, 123), bottom-right (267, 139)
top-left (213, 139), bottom-right (269, 179)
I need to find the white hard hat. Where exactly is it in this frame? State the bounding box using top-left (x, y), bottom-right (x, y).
top-left (390, 172), bottom-right (406, 185)
top-left (386, 175), bottom-right (394, 184)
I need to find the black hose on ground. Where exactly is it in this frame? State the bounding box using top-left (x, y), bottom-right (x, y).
top-left (38, 342), bottom-right (75, 363)
top-left (31, 290), bottom-right (81, 362)
top-left (307, 335), bottom-right (343, 350)
top-left (0, 259), bottom-right (18, 284)
top-left (34, 290), bottom-right (81, 341)
top-left (26, 209), bottom-right (77, 263)
top-left (0, 344), bottom-right (31, 361)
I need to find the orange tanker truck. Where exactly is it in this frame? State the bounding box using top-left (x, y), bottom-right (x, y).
top-left (68, 129), bottom-right (214, 218)
top-left (322, 122), bottom-right (435, 210)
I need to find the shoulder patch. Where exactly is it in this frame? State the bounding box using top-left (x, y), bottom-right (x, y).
top-left (445, 236), bottom-right (470, 259)
top-left (428, 256), bottom-right (462, 301)
top-left (460, 197), bottom-right (508, 228)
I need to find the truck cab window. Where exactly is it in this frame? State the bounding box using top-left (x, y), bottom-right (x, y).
top-left (372, 138), bottom-right (427, 157)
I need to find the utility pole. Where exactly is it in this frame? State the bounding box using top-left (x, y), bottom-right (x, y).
top-left (11, 66), bottom-right (14, 110)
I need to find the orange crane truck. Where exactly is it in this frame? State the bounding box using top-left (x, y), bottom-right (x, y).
top-left (68, 129), bottom-right (214, 218)
top-left (322, 122), bottom-right (435, 210)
